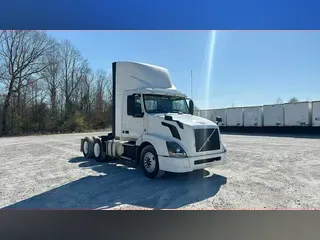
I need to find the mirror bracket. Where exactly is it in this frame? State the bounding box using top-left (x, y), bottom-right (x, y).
top-left (215, 116), bottom-right (222, 124)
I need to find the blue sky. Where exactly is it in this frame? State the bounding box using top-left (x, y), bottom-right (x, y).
top-left (48, 31), bottom-right (320, 109)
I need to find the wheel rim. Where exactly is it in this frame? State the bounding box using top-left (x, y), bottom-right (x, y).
top-left (83, 141), bottom-right (89, 155)
top-left (143, 152), bottom-right (156, 173)
top-left (94, 142), bottom-right (100, 157)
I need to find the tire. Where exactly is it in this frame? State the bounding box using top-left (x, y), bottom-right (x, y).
top-left (93, 138), bottom-right (107, 162)
top-left (82, 137), bottom-right (94, 158)
top-left (140, 145), bottom-right (165, 179)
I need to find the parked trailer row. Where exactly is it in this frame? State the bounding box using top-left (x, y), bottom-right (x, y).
top-left (196, 101), bottom-right (320, 127)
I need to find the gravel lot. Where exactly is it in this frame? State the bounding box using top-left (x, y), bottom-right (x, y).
top-left (0, 132), bottom-right (319, 209)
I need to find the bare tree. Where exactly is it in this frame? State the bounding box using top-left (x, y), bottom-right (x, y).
top-left (0, 31), bottom-right (6, 83)
top-left (41, 40), bottom-right (62, 131)
top-left (80, 70), bottom-right (95, 115)
top-left (106, 74), bottom-right (113, 102)
top-left (103, 73), bottom-right (113, 127)
top-left (288, 97), bottom-right (299, 104)
top-left (276, 97), bottom-right (283, 104)
top-left (90, 69), bottom-right (108, 128)
top-left (60, 40), bottom-right (89, 118)
top-left (96, 70), bottom-right (107, 107)
top-left (0, 30), bottom-right (55, 135)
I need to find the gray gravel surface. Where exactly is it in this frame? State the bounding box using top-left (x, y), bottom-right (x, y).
top-left (0, 132), bottom-right (319, 209)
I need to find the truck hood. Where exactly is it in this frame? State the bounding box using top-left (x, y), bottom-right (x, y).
top-left (151, 113), bottom-right (217, 128)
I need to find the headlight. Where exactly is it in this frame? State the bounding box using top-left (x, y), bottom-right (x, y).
top-left (166, 141), bottom-right (187, 158)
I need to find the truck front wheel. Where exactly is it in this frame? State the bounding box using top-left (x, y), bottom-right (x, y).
top-left (140, 145), bottom-right (165, 179)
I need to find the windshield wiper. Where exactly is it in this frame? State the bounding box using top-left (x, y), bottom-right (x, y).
top-left (150, 109), bottom-right (168, 114)
top-left (171, 110), bottom-right (184, 114)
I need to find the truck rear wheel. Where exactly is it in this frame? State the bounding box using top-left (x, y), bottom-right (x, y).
top-left (140, 145), bottom-right (165, 179)
top-left (93, 138), bottom-right (107, 162)
top-left (82, 137), bottom-right (94, 158)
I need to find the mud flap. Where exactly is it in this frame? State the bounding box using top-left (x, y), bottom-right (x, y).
top-left (80, 139), bottom-right (84, 152)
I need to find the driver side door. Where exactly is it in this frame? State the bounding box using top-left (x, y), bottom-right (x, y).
top-left (124, 94), bottom-right (145, 141)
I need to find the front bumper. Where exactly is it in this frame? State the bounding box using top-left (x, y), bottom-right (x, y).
top-left (158, 151), bottom-right (228, 173)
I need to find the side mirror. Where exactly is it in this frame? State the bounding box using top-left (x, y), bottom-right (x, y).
top-left (216, 116), bottom-right (222, 123)
top-left (188, 100), bottom-right (194, 115)
top-left (128, 93), bottom-right (144, 118)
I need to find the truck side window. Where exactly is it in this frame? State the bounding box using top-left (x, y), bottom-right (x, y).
top-left (173, 99), bottom-right (183, 110)
top-left (145, 99), bottom-right (157, 112)
top-left (173, 98), bottom-right (188, 112)
top-left (127, 94), bottom-right (142, 116)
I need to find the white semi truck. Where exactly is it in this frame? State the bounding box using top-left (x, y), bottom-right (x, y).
top-left (80, 61), bottom-right (228, 179)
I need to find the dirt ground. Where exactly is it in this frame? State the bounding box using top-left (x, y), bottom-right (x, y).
top-left (0, 132), bottom-right (319, 209)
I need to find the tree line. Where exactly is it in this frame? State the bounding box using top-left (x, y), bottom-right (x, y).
top-left (276, 97), bottom-right (299, 104)
top-left (0, 30), bottom-right (112, 136)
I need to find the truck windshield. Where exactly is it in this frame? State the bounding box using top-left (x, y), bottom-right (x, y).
top-left (143, 94), bottom-right (190, 114)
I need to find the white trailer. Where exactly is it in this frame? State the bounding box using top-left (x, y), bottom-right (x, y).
top-left (312, 101), bottom-right (320, 127)
top-left (80, 61), bottom-right (228, 179)
top-left (263, 104), bottom-right (284, 126)
top-left (194, 109), bottom-right (200, 117)
top-left (226, 107), bottom-right (244, 127)
top-left (199, 109), bottom-right (214, 121)
top-left (283, 102), bottom-right (312, 126)
top-left (212, 109), bottom-right (227, 126)
top-left (243, 106), bottom-right (263, 127)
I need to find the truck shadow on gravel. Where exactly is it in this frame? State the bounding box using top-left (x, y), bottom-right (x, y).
top-left (5, 157), bottom-right (227, 210)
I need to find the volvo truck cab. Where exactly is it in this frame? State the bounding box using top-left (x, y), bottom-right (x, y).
top-left (80, 61), bottom-right (228, 179)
